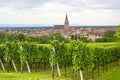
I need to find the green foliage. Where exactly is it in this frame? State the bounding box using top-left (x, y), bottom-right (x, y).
top-left (0, 41), bottom-right (120, 80)
top-left (50, 33), bottom-right (65, 42)
top-left (0, 31), bottom-right (67, 44)
top-left (103, 30), bottom-right (116, 38)
top-left (18, 44), bottom-right (27, 64)
top-left (95, 37), bottom-right (115, 42)
top-left (0, 44), bottom-right (5, 60)
top-left (71, 41), bottom-right (85, 71)
top-left (50, 40), bottom-right (60, 66)
top-left (0, 31), bottom-right (8, 43)
top-left (117, 25), bottom-right (120, 33)
top-left (114, 25), bottom-right (120, 41)
top-left (34, 35), bottom-right (50, 44)
top-left (49, 50), bottom-right (55, 67)
top-left (4, 42), bottom-right (14, 63)
top-left (95, 30), bottom-right (116, 42)
top-left (71, 35), bottom-right (92, 42)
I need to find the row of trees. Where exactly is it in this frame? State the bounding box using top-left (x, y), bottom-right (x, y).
top-left (0, 31), bottom-right (92, 44)
top-left (0, 32), bottom-right (67, 44)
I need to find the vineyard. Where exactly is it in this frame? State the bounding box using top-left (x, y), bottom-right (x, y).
top-left (0, 41), bottom-right (120, 80)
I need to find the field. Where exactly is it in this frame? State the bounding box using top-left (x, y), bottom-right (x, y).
top-left (0, 42), bottom-right (120, 80)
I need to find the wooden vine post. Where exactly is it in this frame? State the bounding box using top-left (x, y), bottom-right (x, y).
top-left (50, 40), bottom-right (61, 79)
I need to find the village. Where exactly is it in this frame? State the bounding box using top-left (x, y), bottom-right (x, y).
top-left (3, 14), bottom-right (116, 41)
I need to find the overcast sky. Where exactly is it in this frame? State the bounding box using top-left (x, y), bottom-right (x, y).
top-left (0, 0), bottom-right (120, 25)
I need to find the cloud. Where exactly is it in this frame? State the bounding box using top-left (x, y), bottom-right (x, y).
top-left (0, 0), bottom-right (120, 10)
top-left (90, 0), bottom-right (120, 9)
top-left (0, 0), bottom-right (47, 10)
top-left (0, 0), bottom-right (120, 25)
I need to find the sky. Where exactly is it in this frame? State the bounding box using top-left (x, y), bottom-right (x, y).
top-left (0, 0), bottom-right (120, 25)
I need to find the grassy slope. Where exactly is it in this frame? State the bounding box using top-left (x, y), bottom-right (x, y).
top-left (0, 70), bottom-right (73, 80)
top-left (0, 66), bottom-right (120, 80)
top-left (97, 66), bottom-right (120, 80)
top-left (0, 71), bottom-right (51, 80)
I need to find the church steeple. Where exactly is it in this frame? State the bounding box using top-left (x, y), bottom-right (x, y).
top-left (64, 13), bottom-right (69, 29)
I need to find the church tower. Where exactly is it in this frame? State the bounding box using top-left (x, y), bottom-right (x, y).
top-left (64, 13), bottom-right (69, 29)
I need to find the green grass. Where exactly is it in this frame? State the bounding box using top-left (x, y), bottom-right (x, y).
top-left (0, 66), bottom-right (120, 80)
top-left (0, 71), bottom-right (51, 80)
top-left (40, 42), bottom-right (119, 47)
top-left (97, 66), bottom-right (120, 80)
top-left (87, 42), bottom-right (118, 47)
top-left (0, 68), bottom-right (74, 80)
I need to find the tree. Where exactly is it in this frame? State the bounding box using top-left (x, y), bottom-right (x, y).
top-left (14, 34), bottom-right (26, 42)
top-left (117, 25), bottom-right (120, 33)
top-left (95, 30), bottom-right (116, 42)
top-left (39, 35), bottom-right (49, 44)
top-left (50, 33), bottom-right (65, 42)
top-left (0, 31), bottom-right (7, 43)
top-left (103, 30), bottom-right (116, 38)
top-left (95, 37), bottom-right (114, 42)
top-left (114, 25), bottom-right (120, 41)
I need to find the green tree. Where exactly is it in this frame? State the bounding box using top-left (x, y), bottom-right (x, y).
top-left (103, 30), bottom-right (116, 38)
top-left (14, 34), bottom-right (26, 42)
top-left (39, 35), bottom-right (49, 44)
top-left (117, 25), bottom-right (120, 33)
top-left (0, 31), bottom-right (7, 43)
top-left (50, 33), bottom-right (65, 42)
top-left (114, 25), bottom-right (120, 41)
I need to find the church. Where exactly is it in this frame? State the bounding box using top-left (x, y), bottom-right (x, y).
top-left (53, 13), bottom-right (69, 30)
